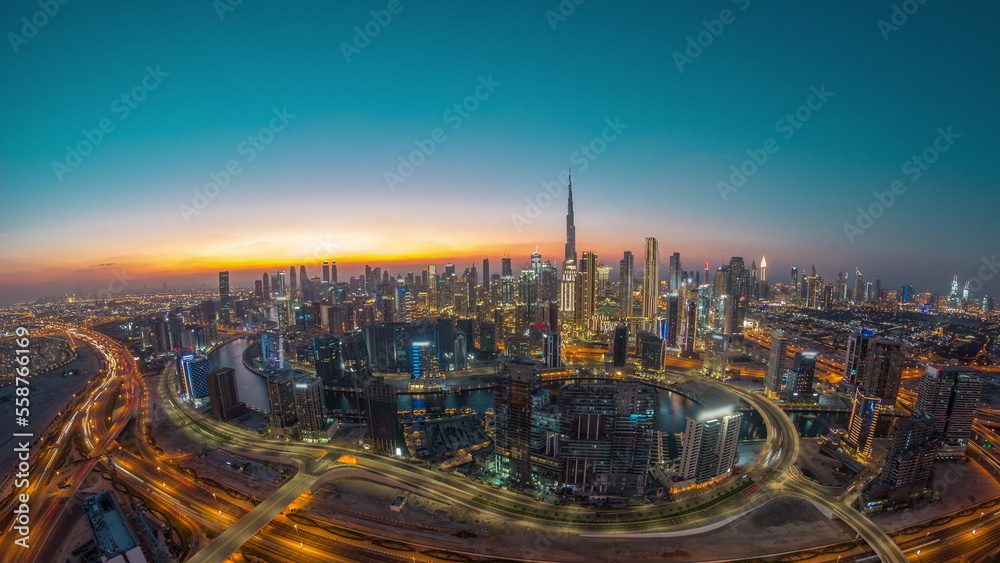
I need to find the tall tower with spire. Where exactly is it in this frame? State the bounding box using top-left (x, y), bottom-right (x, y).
top-left (564, 168), bottom-right (576, 264)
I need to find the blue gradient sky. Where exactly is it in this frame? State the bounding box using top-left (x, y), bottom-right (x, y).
top-left (1, 1), bottom-right (998, 302)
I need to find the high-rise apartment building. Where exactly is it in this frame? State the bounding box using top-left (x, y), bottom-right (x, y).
top-left (206, 367), bottom-right (246, 421)
top-left (619, 251), bottom-right (634, 317)
top-left (844, 329), bottom-right (875, 386)
top-left (265, 373), bottom-right (298, 432)
top-left (642, 237), bottom-right (659, 319)
top-left (180, 355), bottom-right (212, 408)
top-left (863, 410), bottom-right (939, 512)
top-left (787, 351), bottom-right (818, 401)
top-left (679, 407), bottom-right (742, 484)
top-left (493, 359), bottom-right (542, 486)
top-left (293, 376), bottom-right (327, 440)
top-left (916, 365), bottom-right (982, 459)
top-left (764, 330), bottom-right (789, 399)
top-left (845, 388), bottom-right (883, 458)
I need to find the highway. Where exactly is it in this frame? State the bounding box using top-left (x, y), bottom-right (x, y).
top-left (721, 382), bottom-right (907, 563)
top-left (0, 324), bottom-right (139, 563)
top-left (13, 320), bottom-right (995, 562)
top-left (162, 353), bottom-right (907, 562)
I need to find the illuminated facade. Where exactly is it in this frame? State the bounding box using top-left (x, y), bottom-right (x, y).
top-left (703, 332), bottom-right (729, 379)
top-left (294, 376), bottom-right (328, 440)
top-left (180, 355), bottom-right (212, 408)
top-left (916, 365), bottom-right (982, 459)
top-left (764, 330), bottom-right (789, 399)
top-left (642, 237), bottom-right (659, 319)
top-left (845, 388), bottom-right (882, 458)
top-left (265, 373), bottom-right (297, 432)
top-left (844, 328), bottom-right (875, 386)
top-left (260, 330), bottom-right (284, 371)
top-left (619, 250), bottom-right (634, 318)
top-left (679, 407), bottom-right (742, 485)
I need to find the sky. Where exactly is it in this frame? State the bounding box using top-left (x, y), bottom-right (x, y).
top-left (1, 1), bottom-right (999, 303)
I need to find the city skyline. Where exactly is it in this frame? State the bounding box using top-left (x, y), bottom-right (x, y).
top-left (2, 1), bottom-right (1000, 303)
top-left (6, 2), bottom-right (1000, 562)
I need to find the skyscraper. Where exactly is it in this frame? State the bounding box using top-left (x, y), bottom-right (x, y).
top-left (860, 338), bottom-right (905, 405)
top-left (494, 359), bottom-right (543, 486)
top-left (916, 365), bottom-right (982, 459)
top-left (764, 330), bottom-right (789, 399)
top-left (679, 406), bottom-right (742, 484)
top-left (863, 410), bottom-right (938, 512)
top-left (565, 169), bottom-right (576, 263)
top-left (790, 267), bottom-right (799, 303)
top-left (703, 332), bottom-right (729, 379)
top-left (541, 331), bottom-right (562, 368)
top-left (844, 328), bottom-right (876, 386)
top-left (854, 268), bottom-right (864, 304)
top-left (845, 388), bottom-right (882, 458)
top-left (275, 270), bottom-right (286, 295)
top-left (636, 331), bottom-right (664, 371)
top-left (265, 373), bottom-right (297, 431)
top-left (294, 376), bottom-right (327, 440)
top-left (262, 272), bottom-right (270, 298)
top-left (619, 251), bottom-right (634, 317)
top-left (787, 351), bottom-right (817, 401)
top-left (322, 261), bottom-right (330, 283)
top-left (330, 260), bottom-right (338, 284)
top-left (289, 266), bottom-right (297, 295)
top-left (669, 252), bottom-right (682, 292)
top-left (314, 335), bottom-right (347, 387)
top-left (611, 325), bottom-right (629, 367)
top-left (206, 367), bottom-right (246, 421)
top-left (580, 251), bottom-right (597, 327)
top-left (260, 330), bottom-right (284, 371)
top-left (643, 237), bottom-right (659, 319)
top-left (663, 293), bottom-right (680, 348)
top-left (180, 355), bottom-right (212, 408)
top-left (560, 259), bottom-right (577, 319)
top-left (365, 377), bottom-right (401, 454)
top-left (218, 271), bottom-right (230, 322)
top-left (409, 341), bottom-right (445, 391)
top-left (680, 298), bottom-right (698, 356)
top-left (559, 381), bottom-right (656, 495)
top-left (482, 258), bottom-right (491, 294)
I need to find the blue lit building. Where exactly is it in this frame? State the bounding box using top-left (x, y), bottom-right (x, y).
top-left (181, 355), bottom-right (212, 408)
top-left (260, 330), bottom-right (284, 371)
top-left (409, 341), bottom-right (445, 391)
